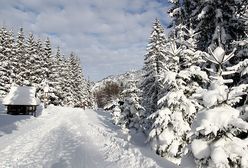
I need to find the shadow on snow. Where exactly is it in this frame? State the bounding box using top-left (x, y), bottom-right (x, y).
top-left (94, 109), bottom-right (178, 168)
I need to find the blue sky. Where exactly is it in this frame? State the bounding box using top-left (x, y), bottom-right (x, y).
top-left (0, 0), bottom-right (170, 81)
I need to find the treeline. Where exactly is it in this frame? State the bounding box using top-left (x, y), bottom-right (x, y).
top-left (0, 27), bottom-right (92, 107)
top-left (111, 1), bottom-right (248, 167)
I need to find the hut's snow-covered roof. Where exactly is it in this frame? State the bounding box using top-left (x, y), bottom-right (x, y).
top-left (2, 86), bottom-right (40, 106)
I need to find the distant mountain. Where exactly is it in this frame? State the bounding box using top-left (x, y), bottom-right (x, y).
top-left (92, 70), bottom-right (144, 93)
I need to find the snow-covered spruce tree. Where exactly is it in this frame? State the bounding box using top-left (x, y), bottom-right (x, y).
top-left (74, 56), bottom-right (87, 107)
top-left (42, 38), bottom-right (60, 105)
top-left (182, 0), bottom-right (247, 84)
top-left (117, 73), bottom-right (145, 130)
top-left (168, 0), bottom-right (199, 43)
top-left (58, 54), bottom-right (71, 106)
top-left (14, 28), bottom-right (27, 85)
top-left (141, 18), bottom-right (167, 132)
top-left (28, 37), bottom-right (45, 87)
top-left (229, 34), bottom-right (248, 85)
top-left (62, 54), bottom-right (76, 106)
top-left (0, 27), bottom-right (14, 96)
top-left (190, 46), bottom-right (248, 168)
top-left (7, 30), bottom-right (18, 86)
top-left (47, 47), bottom-right (64, 105)
top-left (43, 38), bottom-right (52, 79)
top-left (169, 0), bottom-right (248, 81)
top-left (0, 27), bottom-right (8, 95)
top-left (174, 0), bottom-right (248, 52)
top-left (25, 33), bottom-right (37, 86)
top-left (227, 37), bottom-right (248, 136)
top-left (68, 52), bottom-right (87, 107)
top-left (84, 79), bottom-right (95, 108)
top-left (33, 39), bottom-right (47, 100)
top-left (146, 37), bottom-right (208, 163)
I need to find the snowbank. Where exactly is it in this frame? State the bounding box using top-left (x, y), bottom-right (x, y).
top-left (192, 105), bottom-right (248, 136)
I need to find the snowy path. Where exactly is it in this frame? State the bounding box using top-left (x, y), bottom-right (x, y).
top-left (0, 106), bottom-right (177, 168)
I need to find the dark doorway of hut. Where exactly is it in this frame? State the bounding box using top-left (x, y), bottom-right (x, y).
top-left (7, 105), bottom-right (37, 116)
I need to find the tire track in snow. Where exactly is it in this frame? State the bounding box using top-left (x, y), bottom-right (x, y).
top-left (77, 111), bottom-right (163, 168)
top-left (0, 107), bottom-right (107, 168)
top-left (0, 107), bottom-right (177, 168)
top-left (0, 110), bottom-right (67, 167)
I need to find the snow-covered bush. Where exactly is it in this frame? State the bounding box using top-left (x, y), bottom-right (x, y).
top-left (111, 104), bottom-right (123, 127)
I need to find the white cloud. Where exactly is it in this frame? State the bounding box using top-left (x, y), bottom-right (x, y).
top-left (0, 0), bottom-right (170, 81)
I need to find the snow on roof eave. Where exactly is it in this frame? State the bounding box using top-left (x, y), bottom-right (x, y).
top-left (2, 86), bottom-right (40, 106)
top-left (3, 100), bottom-right (40, 106)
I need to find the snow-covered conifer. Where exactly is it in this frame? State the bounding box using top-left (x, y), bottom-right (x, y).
top-left (62, 55), bottom-right (75, 106)
top-left (84, 79), bottom-right (95, 108)
top-left (0, 27), bottom-right (14, 96)
top-left (58, 54), bottom-right (71, 106)
top-left (33, 39), bottom-right (47, 100)
top-left (119, 73), bottom-right (145, 130)
top-left (67, 52), bottom-right (86, 106)
top-left (190, 46), bottom-right (248, 168)
top-left (43, 38), bottom-right (60, 105)
top-left (47, 47), bottom-right (64, 105)
top-left (15, 28), bottom-right (26, 85)
top-left (147, 39), bottom-right (208, 163)
top-left (43, 38), bottom-right (52, 79)
top-left (229, 34), bottom-right (248, 86)
top-left (25, 33), bottom-right (37, 86)
top-left (141, 19), bottom-right (167, 131)
top-left (182, 0), bottom-right (247, 51)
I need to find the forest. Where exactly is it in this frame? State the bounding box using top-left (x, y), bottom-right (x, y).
top-left (0, 27), bottom-right (92, 107)
top-left (0, 0), bottom-right (248, 167)
top-left (102, 1), bottom-right (248, 167)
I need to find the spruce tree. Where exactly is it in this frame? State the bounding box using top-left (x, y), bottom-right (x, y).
top-left (6, 30), bottom-right (16, 82)
top-left (190, 46), bottom-right (248, 168)
top-left (43, 38), bottom-right (59, 105)
top-left (25, 33), bottom-right (37, 86)
top-left (47, 47), bottom-right (63, 105)
top-left (68, 53), bottom-right (86, 106)
top-left (85, 79), bottom-right (95, 108)
top-left (34, 39), bottom-right (47, 100)
top-left (15, 28), bottom-right (27, 85)
top-left (0, 27), bottom-right (12, 96)
top-left (59, 54), bottom-right (70, 106)
top-left (62, 55), bottom-right (74, 106)
top-left (43, 38), bottom-right (52, 79)
top-left (146, 20), bottom-right (209, 162)
top-left (170, 0), bottom-right (247, 51)
top-left (147, 40), bottom-right (207, 162)
top-left (141, 19), bottom-right (167, 131)
top-left (166, 1), bottom-right (248, 166)
top-left (116, 73), bottom-right (145, 130)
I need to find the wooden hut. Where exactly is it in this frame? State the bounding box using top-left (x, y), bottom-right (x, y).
top-left (2, 86), bottom-right (40, 115)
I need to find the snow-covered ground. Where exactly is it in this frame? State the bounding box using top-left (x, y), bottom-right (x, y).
top-left (0, 105), bottom-right (177, 168)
